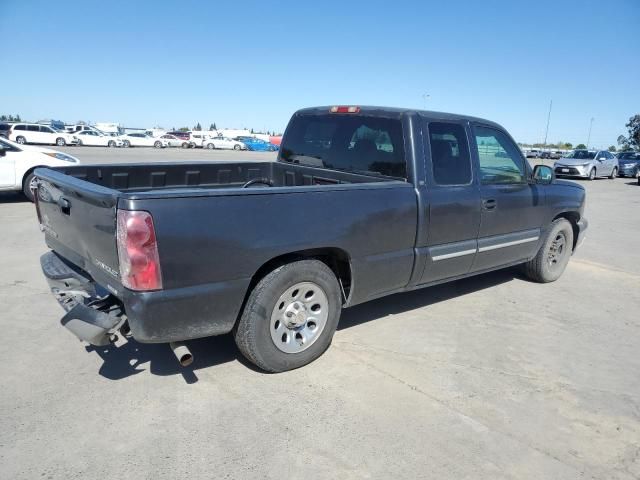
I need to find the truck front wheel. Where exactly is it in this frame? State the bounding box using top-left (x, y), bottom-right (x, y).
top-left (523, 218), bottom-right (574, 283)
top-left (234, 260), bottom-right (342, 372)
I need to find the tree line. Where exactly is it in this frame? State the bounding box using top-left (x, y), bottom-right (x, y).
top-left (0, 114), bottom-right (22, 122)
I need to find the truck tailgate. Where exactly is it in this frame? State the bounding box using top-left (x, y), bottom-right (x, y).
top-left (34, 167), bottom-right (123, 295)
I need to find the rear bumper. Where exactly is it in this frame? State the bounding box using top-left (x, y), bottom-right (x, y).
top-left (41, 252), bottom-right (123, 346)
top-left (41, 250), bottom-right (250, 345)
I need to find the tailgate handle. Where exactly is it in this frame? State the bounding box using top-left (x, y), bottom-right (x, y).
top-left (57, 197), bottom-right (71, 215)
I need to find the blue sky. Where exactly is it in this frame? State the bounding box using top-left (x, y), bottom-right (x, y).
top-left (0, 0), bottom-right (638, 146)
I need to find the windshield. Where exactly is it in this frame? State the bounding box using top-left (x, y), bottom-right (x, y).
top-left (618, 152), bottom-right (640, 160)
top-left (562, 150), bottom-right (595, 160)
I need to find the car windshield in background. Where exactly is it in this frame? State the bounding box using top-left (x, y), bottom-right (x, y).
top-left (279, 114), bottom-right (406, 179)
top-left (618, 152), bottom-right (640, 160)
top-left (563, 150), bottom-right (596, 159)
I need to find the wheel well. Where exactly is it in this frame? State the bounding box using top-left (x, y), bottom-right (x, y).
top-left (553, 212), bottom-right (580, 250)
top-left (22, 166), bottom-right (44, 188)
top-left (248, 248), bottom-right (352, 304)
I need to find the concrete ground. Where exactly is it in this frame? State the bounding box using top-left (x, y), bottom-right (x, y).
top-left (0, 148), bottom-right (638, 479)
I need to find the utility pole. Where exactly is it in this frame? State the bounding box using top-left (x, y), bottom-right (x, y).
top-left (587, 117), bottom-right (594, 149)
top-left (543, 100), bottom-right (552, 148)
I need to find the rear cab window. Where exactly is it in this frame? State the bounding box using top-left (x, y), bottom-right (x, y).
top-left (279, 112), bottom-right (406, 179)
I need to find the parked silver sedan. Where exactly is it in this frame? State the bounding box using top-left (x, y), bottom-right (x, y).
top-left (553, 150), bottom-right (618, 180)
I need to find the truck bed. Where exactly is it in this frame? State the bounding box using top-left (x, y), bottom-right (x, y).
top-left (50, 161), bottom-right (394, 195)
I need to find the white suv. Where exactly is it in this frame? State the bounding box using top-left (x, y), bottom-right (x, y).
top-left (8, 123), bottom-right (78, 146)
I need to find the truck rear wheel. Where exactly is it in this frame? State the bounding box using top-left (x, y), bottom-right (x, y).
top-left (234, 260), bottom-right (342, 372)
top-left (523, 218), bottom-right (574, 283)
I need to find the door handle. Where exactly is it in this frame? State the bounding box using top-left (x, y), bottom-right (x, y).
top-left (57, 197), bottom-right (71, 215)
top-left (482, 199), bottom-right (497, 210)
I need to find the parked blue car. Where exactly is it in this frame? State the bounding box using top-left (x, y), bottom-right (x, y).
top-left (235, 136), bottom-right (279, 152)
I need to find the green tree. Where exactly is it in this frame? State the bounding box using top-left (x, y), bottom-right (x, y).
top-left (623, 114), bottom-right (640, 150)
top-left (209, 123), bottom-right (215, 131)
top-left (250, 128), bottom-right (254, 134)
top-left (15, 114), bottom-right (21, 122)
top-left (563, 142), bottom-right (572, 149)
top-left (608, 145), bottom-right (617, 152)
top-left (575, 143), bottom-right (587, 149)
top-left (194, 122), bottom-right (202, 131)
top-left (178, 127), bottom-right (189, 132)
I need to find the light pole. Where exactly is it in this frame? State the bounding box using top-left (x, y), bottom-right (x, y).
top-left (586, 117), bottom-right (594, 149)
top-left (422, 93), bottom-right (430, 110)
top-left (543, 99), bottom-right (552, 149)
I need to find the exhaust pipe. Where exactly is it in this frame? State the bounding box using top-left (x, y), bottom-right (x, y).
top-left (169, 341), bottom-right (193, 367)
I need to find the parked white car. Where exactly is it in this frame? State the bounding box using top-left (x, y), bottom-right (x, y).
top-left (66, 125), bottom-right (104, 135)
top-left (204, 137), bottom-right (246, 150)
top-left (8, 123), bottom-right (79, 147)
top-left (0, 137), bottom-right (80, 201)
top-left (120, 133), bottom-right (168, 148)
top-left (160, 134), bottom-right (192, 148)
top-left (76, 131), bottom-right (123, 147)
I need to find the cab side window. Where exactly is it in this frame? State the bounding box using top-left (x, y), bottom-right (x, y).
top-left (427, 122), bottom-right (471, 185)
top-left (473, 125), bottom-right (526, 184)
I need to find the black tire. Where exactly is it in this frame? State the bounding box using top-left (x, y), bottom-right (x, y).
top-left (123, 140), bottom-right (130, 148)
top-left (181, 142), bottom-right (189, 149)
top-left (588, 168), bottom-right (596, 180)
top-left (234, 260), bottom-right (342, 372)
top-left (523, 218), bottom-right (574, 283)
top-left (108, 140), bottom-right (116, 148)
top-left (16, 136), bottom-right (26, 145)
top-left (154, 141), bottom-right (162, 148)
top-left (609, 167), bottom-right (617, 179)
top-left (206, 143), bottom-right (215, 150)
top-left (56, 137), bottom-right (66, 146)
top-left (76, 140), bottom-right (83, 146)
top-left (233, 144), bottom-right (241, 151)
top-left (22, 172), bottom-right (36, 202)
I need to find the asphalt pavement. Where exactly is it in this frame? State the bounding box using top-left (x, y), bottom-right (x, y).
top-left (0, 148), bottom-right (638, 479)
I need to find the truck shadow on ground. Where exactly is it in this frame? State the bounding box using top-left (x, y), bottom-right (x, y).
top-left (86, 268), bottom-right (519, 383)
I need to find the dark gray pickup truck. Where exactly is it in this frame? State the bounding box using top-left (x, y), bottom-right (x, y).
top-left (34, 106), bottom-right (588, 372)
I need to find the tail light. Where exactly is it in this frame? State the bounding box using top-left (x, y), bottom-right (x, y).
top-left (116, 210), bottom-right (163, 291)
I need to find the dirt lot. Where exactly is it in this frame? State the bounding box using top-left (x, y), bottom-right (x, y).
top-left (1, 148), bottom-right (639, 479)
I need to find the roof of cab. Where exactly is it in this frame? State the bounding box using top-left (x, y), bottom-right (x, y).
top-left (294, 105), bottom-right (504, 129)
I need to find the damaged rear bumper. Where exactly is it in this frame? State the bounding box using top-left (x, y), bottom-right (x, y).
top-left (41, 251), bottom-right (124, 346)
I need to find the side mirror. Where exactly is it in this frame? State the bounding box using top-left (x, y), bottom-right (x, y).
top-left (532, 164), bottom-right (553, 184)
top-left (598, 157), bottom-right (606, 161)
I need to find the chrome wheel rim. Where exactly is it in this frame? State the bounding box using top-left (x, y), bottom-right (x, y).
top-left (270, 281), bottom-right (329, 354)
top-left (28, 175), bottom-right (38, 191)
top-left (548, 232), bottom-right (566, 268)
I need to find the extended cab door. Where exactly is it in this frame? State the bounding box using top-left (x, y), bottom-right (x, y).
top-left (417, 120), bottom-right (480, 284)
top-left (470, 124), bottom-right (545, 272)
